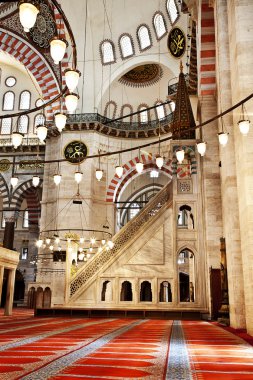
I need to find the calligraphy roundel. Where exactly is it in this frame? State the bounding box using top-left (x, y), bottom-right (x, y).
top-left (64, 141), bottom-right (88, 164)
top-left (167, 27), bottom-right (186, 59)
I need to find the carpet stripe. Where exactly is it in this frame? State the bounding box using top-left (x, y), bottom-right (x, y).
top-left (165, 320), bottom-right (192, 380)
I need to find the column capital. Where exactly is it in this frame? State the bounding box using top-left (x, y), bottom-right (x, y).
top-left (3, 210), bottom-right (19, 223)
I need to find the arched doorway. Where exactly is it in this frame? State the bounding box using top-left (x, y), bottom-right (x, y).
top-left (14, 270), bottom-right (25, 306)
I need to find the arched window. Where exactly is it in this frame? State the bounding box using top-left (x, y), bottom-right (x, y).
top-left (1, 117), bottom-right (12, 134)
top-left (34, 113), bottom-right (45, 130)
top-left (104, 101), bottom-right (117, 119)
top-left (166, 0), bottom-right (179, 25)
top-left (100, 40), bottom-right (115, 64)
top-left (101, 280), bottom-right (112, 301)
top-left (19, 90), bottom-right (31, 110)
top-left (119, 34), bottom-right (134, 58)
top-left (178, 205), bottom-right (194, 229)
top-left (153, 12), bottom-right (167, 39)
top-left (35, 98), bottom-right (44, 107)
top-left (156, 102), bottom-right (165, 120)
top-left (23, 209), bottom-right (29, 228)
top-left (121, 104), bottom-right (133, 124)
top-left (178, 249), bottom-right (195, 302)
top-left (159, 281), bottom-right (172, 302)
top-left (138, 105), bottom-right (149, 124)
top-left (137, 25), bottom-right (152, 51)
top-left (18, 115), bottom-right (29, 133)
top-left (3, 91), bottom-right (15, 111)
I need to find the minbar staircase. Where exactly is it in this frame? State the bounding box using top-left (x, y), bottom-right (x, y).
top-left (68, 181), bottom-right (173, 304)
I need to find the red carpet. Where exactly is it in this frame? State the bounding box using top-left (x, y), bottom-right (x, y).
top-left (182, 321), bottom-right (253, 380)
top-left (0, 310), bottom-right (253, 379)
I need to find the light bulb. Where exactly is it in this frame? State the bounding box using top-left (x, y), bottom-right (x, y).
top-left (136, 162), bottom-right (144, 173)
top-left (98, 246), bottom-right (102, 253)
top-left (65, 93), bottom-right (79, 113)
top-left (53, 174), bottom-right (62, 186)
top-left (156, 155), bottom-right (164, 169)
top-left (36, 125), bottom-right (47, 142)
top-left (108, 240), bottom-right (114, 249)
top-left (49, 245), bottom-right (54, 251)
top-left (218, 132), bottom-right (229, 146)
top-left (80, 237), bottom-right (84, 244)
top-left (90, 237), bottom-right (96, 245)
top-left (10, 176), bottom-right (18, 187)
top-left (65, 69), bottom-right (81, 93)
top-left (32, 175), bottom-right (40, 187)
top-left (50, 37), bottom-right (68, 64)
top-left (115, 165), bottom-right (123, 178)
top-left (87, 252), bottom-right (91, 258)
top-left (36, 239), bottom-right (43, 248)
top-left (176, 149), bottom-right (184, 164)
top-left (12, 132), bottom-right (23, 149)
top-left (58, 246), bottom-right (62, 251)
top-left (74, 170), bottom-right (83, 184)
top-left (46, 238), bottom-right (51, 245)
top-left (96, 169), bottom-right (103, 181)
top-left (78, 252), bottom-right (84, 261)
top-left (238, 119), bottom-right (250, 136)
top-left (55, 112), bottom-right (67, 132)
top-left (102, 239), bottom-right (106, 245)
top-left (19, 1), bottom-right (39, 32)
top-left (55, 237), bottom-right (60, 244)
top-left (196, 142), bottom-right (207, 156)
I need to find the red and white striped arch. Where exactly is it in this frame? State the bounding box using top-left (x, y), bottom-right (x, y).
top-left (106, 153), bottom-right (173, 203)
top-left (0, 29), bottom-right (60, 119)
top-left (200, 0), bottom-right (216, 96)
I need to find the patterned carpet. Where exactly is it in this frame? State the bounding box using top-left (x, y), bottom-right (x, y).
top-left (0, 309), bottom-right (252, 379)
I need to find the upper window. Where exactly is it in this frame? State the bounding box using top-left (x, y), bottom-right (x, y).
top-left (104, 101), bottom-right (117, 119)
top-left (1, 117), bottom-right (12, 134)
top-left (119, 34), bottom-right (134, 59)
top-left (34, 113), bottom-right (45, 129)
top-left (18, 115), bottom-right (29, 133)
top-left (23, 210), bottom-right (29, 228)
top-left (137, 25), bottom-right (152, 51)
top-left (100, 40), bottom-right (115, 64)
top-left (156, 102), bottom-right (165, 120)
top-left (5, 76), bottom-right (16, 87)
top-left (166, 0), bottom-right (179, 25)
top-left (139, 106), bottom-right (149, 124)
top-left (121, 104), bottom-right (133, 123)
top-left (35, 98), bottom-right (44, 107)
top-left (3, 91), bottom-right (15, 111)
top-left (153, 12), bottom-right (167, 39)
top-left (19, 90), bottom-right (31, 110)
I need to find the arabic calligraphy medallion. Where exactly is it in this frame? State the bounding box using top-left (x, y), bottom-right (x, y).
top-left (64, 141), bottom-right (88, 164)
top-left (167, 27), bottom-right (186, 59)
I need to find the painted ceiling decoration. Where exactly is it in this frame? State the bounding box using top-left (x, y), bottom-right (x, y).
top-left (118, 64), bottom-right (163, 88)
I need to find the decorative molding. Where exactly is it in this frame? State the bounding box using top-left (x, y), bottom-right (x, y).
top-left (119, 64), bottom-right (163, 88)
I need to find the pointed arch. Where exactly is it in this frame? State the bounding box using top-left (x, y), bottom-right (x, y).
top-left (5, 179), bottom-right (42, 226)
top-left (106, 153), bottom-right (172, 203)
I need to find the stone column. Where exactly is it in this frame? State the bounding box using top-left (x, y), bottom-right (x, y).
top-left (214, 0), bottom-right (246, 329)
top-left (226, 0), bottom-right (253, 335)
top-left (3, 211), bottom-right (18, 250)
top-left (4, 268), bottom-right (16, 316)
